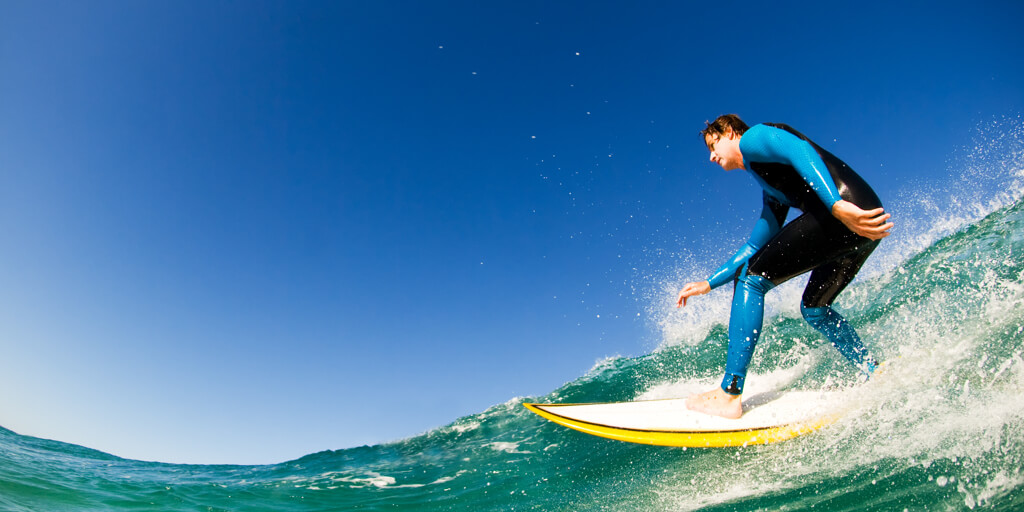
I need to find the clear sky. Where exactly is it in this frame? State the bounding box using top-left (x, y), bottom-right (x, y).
top-left (1, 0), bottom-right (1022, 464)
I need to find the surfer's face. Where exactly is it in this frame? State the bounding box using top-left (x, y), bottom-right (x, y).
top-left (705, 130), bottom-right (744, 171)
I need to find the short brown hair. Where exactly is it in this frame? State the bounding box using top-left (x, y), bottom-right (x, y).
top-left (700, 114), bottom-right (749, 147)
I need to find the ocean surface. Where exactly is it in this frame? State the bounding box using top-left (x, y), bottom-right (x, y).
top-left (3, 126), bottom-right (1024, 510)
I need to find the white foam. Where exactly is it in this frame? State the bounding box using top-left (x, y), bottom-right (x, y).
top-left (485, 441), bottom-right (531, 454)
top-left (331, 472), bottom-right (396, 489)
top-left (445, 421), bottom-right (480, 434)
top-left (316, 469), bottom-right (470, 490)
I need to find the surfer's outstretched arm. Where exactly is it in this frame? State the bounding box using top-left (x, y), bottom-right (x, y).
top-left (678, 196), bottom-right (788, 309)
top-left (677, 280), bottom-right (710, 307)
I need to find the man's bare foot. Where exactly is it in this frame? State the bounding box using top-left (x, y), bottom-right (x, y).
top-left (685, 388), bottom-right (743, 419)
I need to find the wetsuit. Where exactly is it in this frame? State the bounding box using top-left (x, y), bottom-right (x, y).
top-left (706, 123), bottom-right (882, 395)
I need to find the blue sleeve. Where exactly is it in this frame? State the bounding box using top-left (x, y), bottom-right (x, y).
top-left (740, 124), bottom-right (843, 209)
top-left (707, 195), bottom-right (788, 289)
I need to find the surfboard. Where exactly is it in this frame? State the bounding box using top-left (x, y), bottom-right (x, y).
top-left (523, 390), bottom-right (842, 447)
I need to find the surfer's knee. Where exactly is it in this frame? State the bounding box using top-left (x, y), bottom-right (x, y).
top-left (737, 273), bottom-right (775, 295)
top-left (800, 303), bottom-right (831, 329)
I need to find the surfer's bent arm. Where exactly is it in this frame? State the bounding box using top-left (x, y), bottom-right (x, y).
top-left (740, 124), bottom-right (843, 209)
top-left (740, 125), bottom-right (891, 239)
top-left (706, 196), bottom-right (789, 289)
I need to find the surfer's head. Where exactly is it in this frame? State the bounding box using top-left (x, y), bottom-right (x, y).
top-left (702, 114), bottom-right (748, 171)
top-left (701, 114), bottom-right (749, 144)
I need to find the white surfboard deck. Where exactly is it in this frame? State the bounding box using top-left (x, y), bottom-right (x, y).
top-left (524, 390), bottom-right (846, 447)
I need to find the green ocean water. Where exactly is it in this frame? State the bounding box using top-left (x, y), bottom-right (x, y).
top-left (3, 128), bottom-right (1024, 510)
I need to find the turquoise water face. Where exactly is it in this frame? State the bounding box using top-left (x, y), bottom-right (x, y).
top-left (3, 124), bottom-right (1024, 511)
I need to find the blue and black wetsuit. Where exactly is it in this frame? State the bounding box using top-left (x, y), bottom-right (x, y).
top-left (707, 123), bottom-right (882, 395)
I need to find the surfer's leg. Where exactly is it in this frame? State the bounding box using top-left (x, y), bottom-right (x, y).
top-left (691, 215), bottom-right (871, 417)
top-left (801, 244), bottom-right (880, 374)
top-left (720, 273), bottom-right (776, 395)
top-left (713, 214), bottom-right (831, 397)
top-left (801, 304), bottom-right (878, 373)
top-left (725, 214), bottom-right (871, 388)
top-left (688, 270), bottom-right (775, 418)
top-left (684, 272), bottom-right (775, 418)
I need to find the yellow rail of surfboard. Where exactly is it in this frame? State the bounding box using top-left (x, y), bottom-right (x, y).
top-left (523, 402), bottom-right (838, 447)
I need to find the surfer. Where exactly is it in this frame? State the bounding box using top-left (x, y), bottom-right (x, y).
top-left (676, 114), bottom-right (893, 419)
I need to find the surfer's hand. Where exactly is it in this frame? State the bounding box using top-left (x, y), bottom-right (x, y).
top-left (677, 281), bottom-right (711, 308)
top-left (832, 200), bottom-right (893, 240)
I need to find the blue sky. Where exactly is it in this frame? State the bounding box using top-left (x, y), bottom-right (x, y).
top-left (1, 1), bottom-right (1022, 464)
